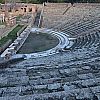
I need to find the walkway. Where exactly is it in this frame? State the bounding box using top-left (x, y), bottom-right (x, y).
top-left (33, 11), bottom-right (41, 27)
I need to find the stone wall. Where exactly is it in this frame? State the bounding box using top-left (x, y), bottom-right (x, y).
top-left (0, 3), bottom-right (37, 16)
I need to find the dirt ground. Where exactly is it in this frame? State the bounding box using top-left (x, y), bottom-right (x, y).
top-left (18, 32), bottom-right (59, 54)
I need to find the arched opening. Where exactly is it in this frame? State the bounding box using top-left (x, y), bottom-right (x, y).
top-left (29, 8), bottom-right (32, 12)
top-left (24, 8), bottom-right (26, 12)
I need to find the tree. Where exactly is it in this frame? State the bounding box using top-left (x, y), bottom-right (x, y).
top-left (0, 0), bottom-right (4, 3)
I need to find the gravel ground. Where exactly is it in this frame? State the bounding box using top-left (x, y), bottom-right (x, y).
top-left (17, 32), bottom-right (59, 54)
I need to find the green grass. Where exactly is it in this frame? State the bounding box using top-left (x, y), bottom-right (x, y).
top-left (0, 36), bottom-right (10, 46)
top-left (0, 25), bottom-right (23, 47)
top-left (7, 25), bottom-right (23, 40)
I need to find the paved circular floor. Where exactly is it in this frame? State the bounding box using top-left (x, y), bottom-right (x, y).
top-left (17, 31), bottom-right (59, 54)
top-left (12, 28), bottom-right (70, 59)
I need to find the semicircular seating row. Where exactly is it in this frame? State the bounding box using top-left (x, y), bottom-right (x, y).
top-left (54, 16), bottom-right (100, 51)
top-left (60, 29), bottom-right (99, 51)
top-left (70, 30), bottom-right (100, 50)
top-left (59, 17), bottom-right (100, 37)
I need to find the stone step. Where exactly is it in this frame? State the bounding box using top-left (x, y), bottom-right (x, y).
top-left (62, 18), bottom-right (100, 32)
top-left (28, 71), bottom-right (100, 85)
top-left (62, 21), bottom-right (99, 34)
top-left (0, 65), bottom-right (99, 88)
top-left (0, 85), bottom-right (100, 100)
